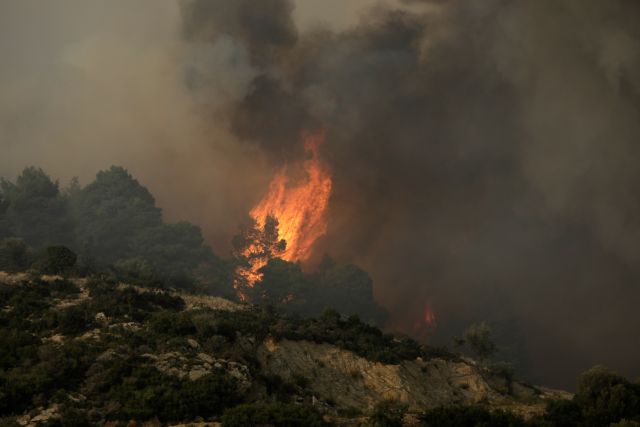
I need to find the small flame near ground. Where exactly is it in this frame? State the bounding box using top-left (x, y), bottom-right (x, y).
top-left (404, 302), bottom-right (437, 342)
top-left (423, 302), bottom-right (437, 328)
top-left (234, 131), bottom-right (332, 299)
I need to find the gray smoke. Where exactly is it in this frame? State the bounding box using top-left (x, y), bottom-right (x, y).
top-left (181, 0), bottom-right (640, 389)
top-left (1, 0), bottom-right (639, 389)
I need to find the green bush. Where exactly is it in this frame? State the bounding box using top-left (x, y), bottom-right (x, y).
top-left (88, 281), bottom-right (184, 322)
top-left (180, 372), bottom-right (241, 419)
top-left (34, 246), bottom-right (77, 275)
top-left (103, 358), bottom-right (239, 422)
top-left (574, 366), bottom-right (640, 427)
top-left (541, 399), bottom-right (583, 426)
top-left (0, 417), bottom-right (20, 427)
top-left (221, 403), bottom-right (328, 427)
top-left (369, 399), bottom-right (407, 427)
top-left (42, 404), bottom-right (92, 427)
top-left (419, 405), bottom-right (526, 427)
top-left (0, 328), bottom-right (40, 370)
top-left (54, 304), bottom-right (95, 335)
top-left (0, 238), bottom-right (31, 272)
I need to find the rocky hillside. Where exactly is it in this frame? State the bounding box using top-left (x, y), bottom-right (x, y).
top-left (0, 272), bottom-right (587, 427)
top-left (258, 338), bottom-right (568, 418)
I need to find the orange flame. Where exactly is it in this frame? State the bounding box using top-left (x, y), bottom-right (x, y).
top-left (423, 302), bottom-right (436, 327)
top-left (250, 132), bottom-right (332, 262)
top-left (406, 302), bottom-right (437, 341)
top-left (234, 131), bottom-right (332, 298)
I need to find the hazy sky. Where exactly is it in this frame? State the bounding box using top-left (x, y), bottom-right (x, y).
top-left (1, 0), bottom-right (639, 390)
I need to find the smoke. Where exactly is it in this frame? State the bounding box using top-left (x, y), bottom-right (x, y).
top-left (2, 0), bottom-right (640, 389)
top-left (0, 0), bottom-right (273, 246)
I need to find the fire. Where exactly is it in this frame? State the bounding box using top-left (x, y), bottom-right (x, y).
top-left (234, 131), bottom-right (332, 298)
top-left (412, 302), bottom-right (437, 339)
top-left (423, 302), bottom-right (436, 327)
top-left (250, 132), bottom-right (332, 262)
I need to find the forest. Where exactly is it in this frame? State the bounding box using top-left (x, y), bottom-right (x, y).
top-left (0, 166), bottom-right (385, 324)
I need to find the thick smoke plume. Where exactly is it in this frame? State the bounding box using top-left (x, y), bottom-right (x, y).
top-left (2, 0), bottom-right (640, 389)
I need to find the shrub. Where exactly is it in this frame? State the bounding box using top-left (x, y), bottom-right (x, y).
top-left (0, 238), bottom-right (30, 272)
top-left (575, 366), bottom-right (640, 427)
top-left (459, 322), bottom-right (496, 361)
top-left (54, 304), bottom-right (95, 335)
top-left (104, 359), bottom-right (239, 422)
top-left (42, 404), bottom-right (92, 427)
top-left (369, 399), bottom-right (407, 427)
top-left (0, 328), bottom-right (40, 370)
top-left (113, 258), bottom-right (160, 288)
top-left (542, 399), bottom-right (583, 426)
top-left (34, 246), bottom-right (77, 275)
top-left (180, 372), bottom-right (241, 419)
top-left (419, 405), bottom-right (526, 427)
top-left (221, 403), bottom-right (328, 427)
top-left (0, 417), bottom-right (20, 427)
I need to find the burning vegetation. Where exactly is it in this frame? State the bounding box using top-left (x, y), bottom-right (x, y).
top-left (232, 132), bottom-right (332, 300)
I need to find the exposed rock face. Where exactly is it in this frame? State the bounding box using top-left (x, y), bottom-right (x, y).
top-left (257, 338), bottom-right (566, 415)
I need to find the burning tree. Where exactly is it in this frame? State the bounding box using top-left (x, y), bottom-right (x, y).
top-left (232, 215), bottom-right (286, 300)
top-left (231, 131), bottom-right (332, 302)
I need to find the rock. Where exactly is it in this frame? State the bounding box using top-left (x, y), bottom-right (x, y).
top-left (257, 338), bottom-right (561, 415)
top-left (95, 312), bottom-right (108, 324)
top-left (16, 414), bottom-right (30, 426)
top-left (44, 334), bottom-right (65, 344)
top-left (28, 404), bottom-right (59, 426)
top-left (189, 368), bottom-right (209, 381)
top-left (197, 352), bottom-right (214, 364)
top-left (79, 328), bottom-right (101, 341)
top-left (187, 338), bottom-right (200, 349)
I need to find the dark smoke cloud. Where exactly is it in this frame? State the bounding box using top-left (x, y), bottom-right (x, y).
top-left (181, 0), bottom-right (298, 66)
top-left (181, 0), bottom-right (640, 389)
top-left (1, 0), bottom-right (639, 390)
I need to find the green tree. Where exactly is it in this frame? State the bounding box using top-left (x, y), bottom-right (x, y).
top-left (73, 166), bottom-right (161, 264)
top-left (312, 257), bottom-right (387, 324)
top-left (0, 191), bottom-right (12, 239)
top-left (0, 238), bottom-right (31, 272)
top-left (0, 167), bottom-right (73, 248)
top-left (34, 246), bottom-right (77, 275)
top-left (129, 222), bottom-right (213, 277)
top-left (459, 322), bottom-right (497, 361)
top-left (575, 366), bottom-right (640, 427)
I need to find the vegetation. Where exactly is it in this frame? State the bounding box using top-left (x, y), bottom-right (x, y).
top-left (1, 271), bottom-right (640, 425)
top-left (369, 399), bottom-right (408, 427)
top-left (221, 403), bottom-right (328, 427)
top-left (0, 238), bottom-right (30, 272)
top-left (0, 273), bottom-right (443, 424)
top-left (2, 165), bottom-right (640, 425)
top-left (420, 405), bottom-right (526, 426)
top-left (419, 367), bottom-right (640, 426)
top-left (249, 255), bottom-right (387, 324)
top-left (0, 166), bottom-right (386, 322)
top-left (455, 321), bottom-right (497, 361)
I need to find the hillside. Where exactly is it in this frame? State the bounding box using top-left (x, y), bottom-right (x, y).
top-left (0, 271), bottom-right (581, 427)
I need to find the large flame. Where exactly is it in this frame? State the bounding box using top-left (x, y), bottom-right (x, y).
top-left (234, 131), bottom-right (332, 297)
top-left (250, 131), bottom-right (332, 262)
